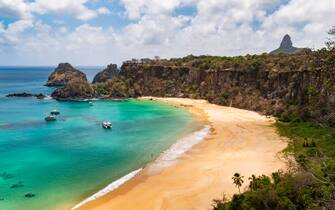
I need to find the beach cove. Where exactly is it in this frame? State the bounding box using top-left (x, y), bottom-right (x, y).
top-left (78, 97), bottom-right (288, 210)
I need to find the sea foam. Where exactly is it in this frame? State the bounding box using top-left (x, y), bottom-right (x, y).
top-left (71, 168), bottom-right (142, 209)
top-left (148, 125), bottom-right (210, 172)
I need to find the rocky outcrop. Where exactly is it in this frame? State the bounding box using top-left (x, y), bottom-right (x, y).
top-left (51, 78), bottom-right (94, 100)
top-left (46, 63), bottom-right (87, 86)
top-left (93, 64), bottom-right (119, 83)
top-left (270, 35), bottom-right (308, 55)
top-left (6, 92), bottom-right (46, 99)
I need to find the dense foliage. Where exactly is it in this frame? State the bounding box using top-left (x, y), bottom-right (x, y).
top-left (212, 172), bottom-right (333, 210)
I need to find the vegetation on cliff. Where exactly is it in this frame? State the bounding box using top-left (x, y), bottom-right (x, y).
top-left (92, 64), bottom-right (119, 84)
top-left (46, 63), bottom-right (87, 86)
top-left (51, 78), bottom-right (94, 100)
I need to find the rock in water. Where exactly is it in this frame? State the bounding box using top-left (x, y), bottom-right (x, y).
top-left (270, 34), bottom-right (308, 55)
top-left (6, 92), bottom-right (46, 99)
top-left (51, 78), bottom-right (95, 100)
top-left (93, 64), bottom-right (119, 83)
top-left (46, 63), bottom-right (87, 86)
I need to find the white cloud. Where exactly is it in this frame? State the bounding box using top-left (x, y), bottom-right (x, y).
top-left (0, 0), bottom-right (32, 19)
top-left (1, 0), bottom-right (335, 65)
top-left (97, 7), bottom-right (111, 15)
top-left (30, 0), bottom-right (97, 20)
top-left (0, 19), bottom-right (33, 45)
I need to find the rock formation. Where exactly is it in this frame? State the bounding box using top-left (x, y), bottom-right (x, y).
top-left (270, 34), bottom-right (307, 55)
top-left (6, 92), bottom-right (46, 99)
top-left (51, 78), bottom-right (94, 100)
top-left (46, 63), bottom-right (87, 86)
top-left (92, 64), bottom-right (119, 83)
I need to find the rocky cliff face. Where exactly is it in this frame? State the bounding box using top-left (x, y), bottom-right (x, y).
top-left (92, 64), bottom-right (119, 83)
top-left (46, 63), bottom-right (87, 86)
top-left (111, 53), bottom-right (335, 124)
top-left (51, 78), bottom-right (94, 100)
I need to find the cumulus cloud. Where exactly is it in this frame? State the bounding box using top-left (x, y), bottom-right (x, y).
top-left (97, 7), bottom-right (111, 15)
top-left (0, 0), bottom-right (334, 65)
top-left (30, 0), bottom-right (97, 20)
top-left (0, 0), bottom-right (32, 19)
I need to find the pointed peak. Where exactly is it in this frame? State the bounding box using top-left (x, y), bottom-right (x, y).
top-left (280, 34), bottom-right (293, 48)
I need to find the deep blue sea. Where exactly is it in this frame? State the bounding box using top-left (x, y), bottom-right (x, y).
top-left (0, 67), bottom-right (202, 210)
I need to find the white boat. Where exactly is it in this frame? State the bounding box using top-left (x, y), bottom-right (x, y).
top-left (45, 115), bottom-right (56, 121)
top-left (50, 110), bottom-right (60, 115)
top-left (102, 122), bottom-right (112, 129)
top-left (89, 101), bottom-right (93, 106)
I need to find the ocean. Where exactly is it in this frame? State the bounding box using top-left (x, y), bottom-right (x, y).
top-left (0, 67), bottom-right (203, 210)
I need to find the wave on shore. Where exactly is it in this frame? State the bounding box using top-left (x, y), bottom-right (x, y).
top-left (148, 125), bottom-right (210, 172)
top-left (71, 168), bottom-right (142, 209)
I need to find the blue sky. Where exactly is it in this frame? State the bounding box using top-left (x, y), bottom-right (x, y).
top-left (0, 0), bottom-right (334, 65)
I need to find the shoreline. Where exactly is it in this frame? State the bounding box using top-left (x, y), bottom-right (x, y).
top-left (77, 97), bottom-right (288, 210)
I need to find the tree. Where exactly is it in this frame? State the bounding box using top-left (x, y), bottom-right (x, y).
top-left (232, 173), bottom-right (244, 193)
top-left (326, 26), bottom-right (335, 50)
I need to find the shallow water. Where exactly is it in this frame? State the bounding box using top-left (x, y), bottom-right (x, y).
top-left (0, 67), bottom-right (202, 210)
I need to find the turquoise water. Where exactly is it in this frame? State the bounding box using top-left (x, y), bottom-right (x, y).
top-left (0, 67), bottom-right (202, 210)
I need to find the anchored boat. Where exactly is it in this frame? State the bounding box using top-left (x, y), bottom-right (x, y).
top-left (45, 115), bottom-right (56, 122)
top-left (50, 110), bottom-right (60, 115)
top-left (102, 122), bottom-right (112, 129)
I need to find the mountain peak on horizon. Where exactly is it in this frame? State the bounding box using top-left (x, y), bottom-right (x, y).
top-left (270, 34), bottom-right (306, 55)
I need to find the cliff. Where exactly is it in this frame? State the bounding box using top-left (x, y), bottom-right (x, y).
top-left (51, 78), bottom-right (94, 100)
top-left (107, 52), bottom-right (335, 125)
top-left (92, 64), bottom-right (119, 84)
top-left (48, 49), bottom-right (335, 125)
top-left (46, 63), bottom-right (88, 86)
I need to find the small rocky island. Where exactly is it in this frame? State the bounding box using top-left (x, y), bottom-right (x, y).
top-left (46, 63), bottom-right (88, 86)
top-left (6, 92), bottom-right (46, 99)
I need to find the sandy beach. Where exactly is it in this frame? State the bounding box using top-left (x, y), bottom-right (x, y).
top-left (77, 97), bottom-right (288, 210)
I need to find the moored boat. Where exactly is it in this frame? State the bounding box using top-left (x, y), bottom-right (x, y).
top-left (50, 110), bottom-right (60, 115)
top-left (45, 115), bottom-right (56, 122)
top-left (102, 122), bottom-right (112, 129)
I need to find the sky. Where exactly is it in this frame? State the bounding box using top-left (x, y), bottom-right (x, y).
top-left (0, 0), bottom-right (334, 66)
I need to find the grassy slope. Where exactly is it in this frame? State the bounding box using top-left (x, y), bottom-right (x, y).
top-left (276, 121), bottom-right (335, 183)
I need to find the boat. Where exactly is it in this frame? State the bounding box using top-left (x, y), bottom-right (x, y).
top-left (89, 101), bottom-right (93, 106)
top-left (102, 122), bottom-right (112, 129)
top-left (50, 110), bottom-right (60, 115)
top-left (45, 115), bottom-right (56, 121)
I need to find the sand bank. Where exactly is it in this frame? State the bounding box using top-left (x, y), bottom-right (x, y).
top-left (77, 97), bottom-right (288, 210)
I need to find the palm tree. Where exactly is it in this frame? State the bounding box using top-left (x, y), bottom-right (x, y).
top-left (232, 173), bottom-right (244, 193)
top-left (248, 174), bottom-right (257, 191)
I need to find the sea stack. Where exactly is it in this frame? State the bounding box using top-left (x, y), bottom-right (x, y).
top-left (51, 78), bottom-right (95, 100)
top-left (92, 64), bottom-right (119, 84)
top-left (270, 34), bottom-right (307, 55)
top-left (46, 63), bottom-right (88, 86)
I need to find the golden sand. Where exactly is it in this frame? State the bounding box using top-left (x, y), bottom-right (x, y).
top-left (77, 97), bottom-right (288, 210)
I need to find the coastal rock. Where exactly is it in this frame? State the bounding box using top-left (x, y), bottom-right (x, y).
top-left (6, 92), bottom-right (46, 99)
top-left (270, 34), bottom-right (308, 55)
top-left (51, 78), bottom-right (95, 100)
top-left (46, 63), bottom-right (87, 86)
top-left (92, 64), bottom-right (119, 84)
